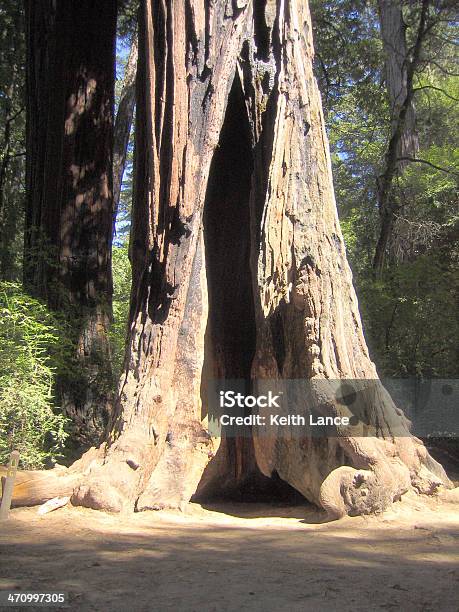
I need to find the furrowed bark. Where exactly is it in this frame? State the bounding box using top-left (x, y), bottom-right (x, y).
top-left (24, 0), bottom-right (117, 446)
top-left (25, 0), bottom-right (451, 517)
top-left (72, 0), bottom-right (253, 512)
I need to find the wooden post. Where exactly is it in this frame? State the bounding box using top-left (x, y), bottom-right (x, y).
top-left (0, 450), bottom-right (19, 519)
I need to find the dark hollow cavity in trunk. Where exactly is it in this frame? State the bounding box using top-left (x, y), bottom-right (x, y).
top-left (197, 75), bottom-right (300, 503)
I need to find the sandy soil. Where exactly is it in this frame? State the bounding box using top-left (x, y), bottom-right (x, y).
top-left (1, 493), bottom-right (458, 612)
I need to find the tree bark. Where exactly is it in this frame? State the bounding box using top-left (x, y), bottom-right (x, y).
top-left (24, 0), bottom-right (117, 446)
top-left (373, 0), bottom-right (424, 275)
top-left (0, 2), bottom-right (24, 280)
top-left (21, 0), bottom-right (450, 517)
top-left (113, 34), bottom-right (138, 231)
top-left (378, 0), bottom-right (419, 164)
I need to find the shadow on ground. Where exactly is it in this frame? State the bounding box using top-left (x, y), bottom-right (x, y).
top-left (199, 500), bottom-right (325, 522)
top-left (1, 503), bottom-right (458, 612)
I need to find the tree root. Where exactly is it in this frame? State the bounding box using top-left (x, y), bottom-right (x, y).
top-left (318, 436), bottom-right (452, 519)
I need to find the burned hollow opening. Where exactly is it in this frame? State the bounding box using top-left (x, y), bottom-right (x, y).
top-left (202, 75), bottom-right (256, 382)
top-left (197, 75), bottom-right (303, 504)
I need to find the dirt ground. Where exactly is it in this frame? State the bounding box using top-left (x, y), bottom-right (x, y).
top-left (1, 492), bottom-right (458, 612)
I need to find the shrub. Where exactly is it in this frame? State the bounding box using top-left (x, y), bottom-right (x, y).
top-left (110, 242), bottom-right (132, 378)
top-left (0, 282), bottom-right (69, 468)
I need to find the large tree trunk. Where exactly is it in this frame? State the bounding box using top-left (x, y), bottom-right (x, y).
top-left (24, 0), bottom-right (117, 446)
top-left (20, 0), bottom-right (450, 517)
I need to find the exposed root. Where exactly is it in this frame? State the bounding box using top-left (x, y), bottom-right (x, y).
top-left (318, 436), bottom-right (452, 519)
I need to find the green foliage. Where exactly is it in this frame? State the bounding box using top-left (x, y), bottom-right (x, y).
top-left (312, 0), bottom-right (459, 379)
top-left (109, 242), bottom-right (132, 378)
top-left (359, 258), bottom-right (458, 377)
top-left (0, 282), bottom-right (69, 468)
top-left (117, 0), bottom-right (139, 43)
top-left (115, 152), bottom-right (134, 242)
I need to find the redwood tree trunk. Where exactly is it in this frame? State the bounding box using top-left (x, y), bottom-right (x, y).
top-left (24, 0), bottom-right (117, 446)
top-left (113, 34), bottom-right (137, 231)
top-left (38, 0), bottom-right (449, 517)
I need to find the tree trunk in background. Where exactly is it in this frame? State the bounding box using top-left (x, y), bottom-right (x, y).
top-left (0, 155), bottom-right (24, 280)
top-left (373, 0), bottom-right (423, 274)
top-left (0, 2), bottom-right (24, 280)
top-left (113, 34), bottom-right (138, 231)
top-left (26, 0), bottom-right (448, 517)
top-left (378, 0), bottom-right (418, 165)
top-left (24, 0), bottom-right (117, 447)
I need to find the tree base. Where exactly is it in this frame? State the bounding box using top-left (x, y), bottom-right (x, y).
top-left (9, 431), bottom-right (453, 521)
